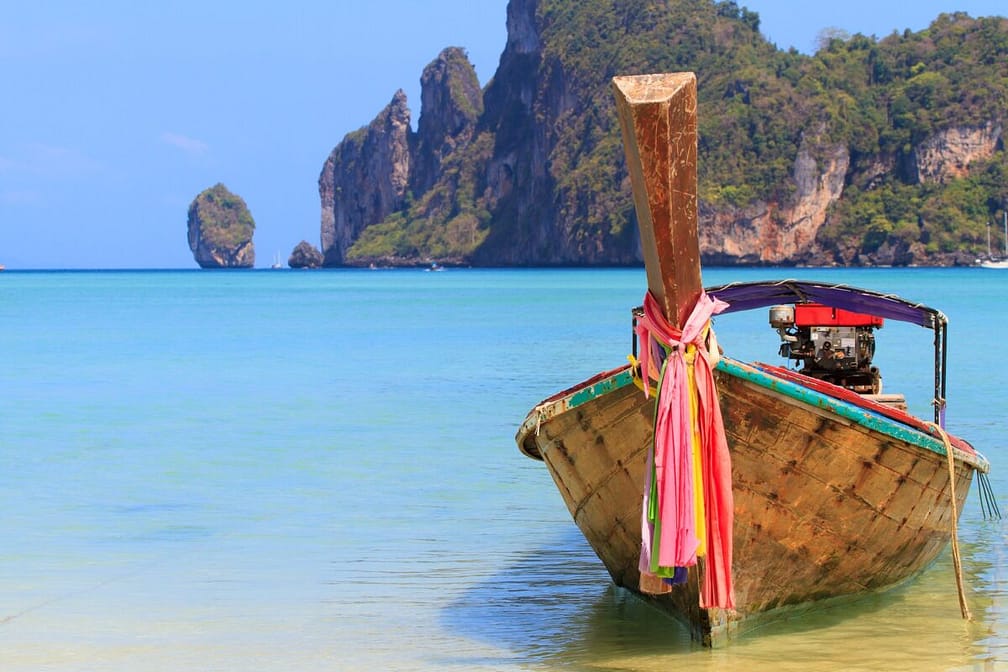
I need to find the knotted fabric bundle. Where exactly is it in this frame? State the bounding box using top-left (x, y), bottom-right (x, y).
top-left (636, 290), bottom-right (735, 609)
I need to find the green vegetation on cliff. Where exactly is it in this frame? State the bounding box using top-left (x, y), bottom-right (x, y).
top-left (187, 183), bottom-right (256, 268)
top-left (190, 183), bottom-right (256, 250)
top-left (808, 15), bottom-right (1008, 259)
top-left (538, 2), bottom-right (1007, 263)
top-left (340, 0), bottom-right (1007, 265)
top-left (348, 131), bottom-right (493, 262)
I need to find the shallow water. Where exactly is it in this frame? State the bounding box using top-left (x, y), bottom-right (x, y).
top-left (0, 268), bottom-right (1004, 671)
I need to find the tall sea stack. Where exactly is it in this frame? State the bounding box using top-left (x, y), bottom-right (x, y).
top-left (187, 183), bottom-right (256, 268)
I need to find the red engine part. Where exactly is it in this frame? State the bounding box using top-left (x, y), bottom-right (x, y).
top-left (793, 303), bottom-right (884, 328)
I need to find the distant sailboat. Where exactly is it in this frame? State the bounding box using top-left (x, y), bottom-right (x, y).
top-left (271, 252), bottom-right (283, 269)
top-left (980, 212), bottom-right (1008, 269)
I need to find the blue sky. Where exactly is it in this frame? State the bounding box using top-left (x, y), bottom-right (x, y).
top-left (2, 1), bottom-right (1004, 269)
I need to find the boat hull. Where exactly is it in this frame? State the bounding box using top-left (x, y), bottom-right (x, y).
top-left (517, 359), bottom-right (986, 646)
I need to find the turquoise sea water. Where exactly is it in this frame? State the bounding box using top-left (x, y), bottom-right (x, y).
top-left (0, 267), bottom-right (1005, 671)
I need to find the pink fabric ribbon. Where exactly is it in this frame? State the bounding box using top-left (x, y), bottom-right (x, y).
top-left (636, 290), bottom-right (735, 610)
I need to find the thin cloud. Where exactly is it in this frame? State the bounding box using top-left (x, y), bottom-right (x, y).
top-left (161, 132), bottom-right (209, 155)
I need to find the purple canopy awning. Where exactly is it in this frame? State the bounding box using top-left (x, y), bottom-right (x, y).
top-left (700, 278), bottom-right (949, 426)
top-left (705, 280), bottom-right (945, 330)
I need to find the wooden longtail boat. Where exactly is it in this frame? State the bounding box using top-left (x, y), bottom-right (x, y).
top-left (515, 73), bottom-right (991, 646)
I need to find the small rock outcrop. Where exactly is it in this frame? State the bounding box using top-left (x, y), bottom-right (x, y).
top-left (187, 183), bottom-right (255, 268)
top-left (288, 240), bottom-right (323, 268)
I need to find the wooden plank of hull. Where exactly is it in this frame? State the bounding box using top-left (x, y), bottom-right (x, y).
top-left (526, 363), bottom-right (977, 646)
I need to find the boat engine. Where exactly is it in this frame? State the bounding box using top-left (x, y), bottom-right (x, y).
top-left (770, 303), bottom-right (883, 394)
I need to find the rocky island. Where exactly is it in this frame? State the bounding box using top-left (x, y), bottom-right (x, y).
top-left (187, 183), bottom-right (256, 268)
top-left (288, 240), bottom-right (323, 268)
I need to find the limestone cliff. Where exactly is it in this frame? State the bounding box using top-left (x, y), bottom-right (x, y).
top-left (410, 47), bottom-right (484, 196)
top-left (701, 131), bottom-right (850, 264)
top-left (319, 90), bottom-right (411, 265)
top-left (318, 47), bottom-right (485, 266)
top-left (187, 183), bottom-right (255, 268)
top-left (913, 123), bottom-right (1003, 184)
top-left (470, 0), bottom-right (564, 265)
top-left (318, 1), bottom-right (1007, 267)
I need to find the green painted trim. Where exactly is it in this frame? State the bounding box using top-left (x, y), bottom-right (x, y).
top-left (535, 358), bottom-right (988, 472)
top-left (716, 358), bottom-right (987, 470)
top-left (568, 369), bottom-right (636, 408)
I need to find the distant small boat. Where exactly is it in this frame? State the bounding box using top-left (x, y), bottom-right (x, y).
top-left (425, 263), bottom-right (444, 272)
top-left (980, 212), bottom-right (1008, 268)
top-left (271, 252), bottom-right (283, 269)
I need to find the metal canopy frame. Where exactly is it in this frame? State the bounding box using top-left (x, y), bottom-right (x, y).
top-left (705, 279), bottom-right (948, 426)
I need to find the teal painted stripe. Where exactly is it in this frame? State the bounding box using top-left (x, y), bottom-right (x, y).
top-left (568, 369), bottom-right (636, 408)
top-left (553, 358), bottom-right (987, 471)
top-left (715, 358), bottom-right (980, 466)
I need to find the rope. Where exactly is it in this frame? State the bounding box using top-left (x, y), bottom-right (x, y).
top-left (928, 421), bottom-right (972, 621)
